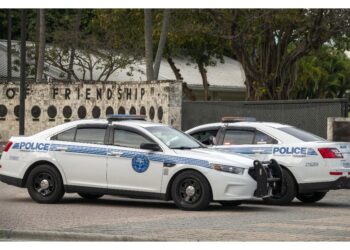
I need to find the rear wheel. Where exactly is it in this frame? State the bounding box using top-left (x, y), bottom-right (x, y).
top-left (263, 168), bottom-right (297, 205)
top-left (27, 165), bottom-right (65, 203)
top-left (219, 201), bottom-right (243, 207)
top-left (171, 170), bottom-right (211, 211)
top-left (78, 193), bottom-right (104, 200)
top-left (296, 192), bottom-right (327, 203)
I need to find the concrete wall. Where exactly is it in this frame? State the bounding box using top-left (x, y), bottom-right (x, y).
top-left (0, 81), bottom-right (182, 142)
top-left (327, 117), bottom-right (350, 142)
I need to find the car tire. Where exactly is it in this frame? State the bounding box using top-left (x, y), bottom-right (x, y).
top-left (78, 193), bottom-right (104, 200)
top-left (219, 201), bottom-right (243, 207)
top-left (171, 170), bottom-right (211, 211)
top-left (263, 168), bottom-right (296, 205)
top-left (296, 192), bottom-right (327, 203)
top-left (27, 165), bottom-right (65, 203)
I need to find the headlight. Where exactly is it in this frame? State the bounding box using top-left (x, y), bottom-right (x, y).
top-left (211, 163), bottom-right (245, 175)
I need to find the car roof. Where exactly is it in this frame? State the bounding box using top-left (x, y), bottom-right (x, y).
top-left (186, 121), bottom-right (290, 132)
top-left (33, 119), bottom-right (166, 139)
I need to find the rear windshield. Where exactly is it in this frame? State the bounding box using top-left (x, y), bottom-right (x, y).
top-left (278, 127), bottom-right (325, 142)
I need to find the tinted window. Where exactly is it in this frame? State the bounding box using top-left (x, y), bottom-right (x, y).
top-left (75, 128), bottom-right (106, 144)
top-left (223, 130), bottom-right (255, 145)
top-left (114, 129), bottom-right (151, 148)
top-left (278, 127), bottom-right (325, 142)
top-left (254, 131), bottom-right (278, 144)
top-left (191, 130), bottom-right (218, 145)
top-left (53, 128), bottom-right (76, 142)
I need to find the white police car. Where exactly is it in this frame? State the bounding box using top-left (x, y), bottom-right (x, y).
top-left (0, 115), bottom-right (282, 210)
top-left (186, 118), bottom-right (350, 205)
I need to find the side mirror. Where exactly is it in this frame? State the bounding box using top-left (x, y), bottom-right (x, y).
top-left (209, 136), bottom-right (217, 145)
top-left (140, 143), bottom-right (161, 151)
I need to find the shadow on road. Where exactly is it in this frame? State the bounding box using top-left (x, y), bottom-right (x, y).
top-left (7, 195), bottom-right (280, 212)
top-left (247, 199), bottom-right (350, 208)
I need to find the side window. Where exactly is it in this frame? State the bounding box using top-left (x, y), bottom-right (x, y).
top-left (190, 130), bottom-right (218, 145)
top-left (254, 131), bottom-right (278, 144)
top-left (75, 128), bottom-right (106, 145)
top-left (223, 130), bottom-right (255, 145)
top-left (52, 128), bottom-right (76, 142)
top-left (114, 129), bottom-right (152, 149)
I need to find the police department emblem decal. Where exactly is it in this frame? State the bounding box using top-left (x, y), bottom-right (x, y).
top-left (132, 154), bottom-right (150, 173)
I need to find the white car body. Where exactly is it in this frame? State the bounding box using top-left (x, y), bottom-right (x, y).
top-left (186, 121), bottom-right (350, 195)
top-left (0, 118), bottom-right (279, 210)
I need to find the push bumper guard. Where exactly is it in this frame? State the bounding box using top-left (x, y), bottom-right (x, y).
top-left (248, 159), bottom-right (283, 198)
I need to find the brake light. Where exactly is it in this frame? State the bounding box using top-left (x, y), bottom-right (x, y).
top-left (4, 141), bottom-right (13, 152)
top-left (318, 148), bottom-right (343, 158)
top-left (329, 171), bottom-right (343, 176)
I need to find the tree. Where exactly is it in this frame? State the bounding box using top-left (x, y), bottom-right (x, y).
top-left (45, 9), bottom-right (138, 82)
top-left (154, 9), bottom-right (171, 80)
top-left (292, 46), bottom-right (350, 99)
top-left (144, 9), bottom-right (154, 81)
top-left (210, 9), bottom-right (350, 100)
top-left (165, 10), bottom-right (229, 101)
top-left (36, 9), bottom-right (45, 82)
top-left (144, 9), bottom-right (172, 81)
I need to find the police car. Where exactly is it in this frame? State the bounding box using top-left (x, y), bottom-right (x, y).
top-left (0, 115), bottom-right (282, 210)
top-left (186, 118), bottom-right (350, 205)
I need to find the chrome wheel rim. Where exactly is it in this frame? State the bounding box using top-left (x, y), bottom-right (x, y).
top-left (33, 172), bottom-right (55, 197)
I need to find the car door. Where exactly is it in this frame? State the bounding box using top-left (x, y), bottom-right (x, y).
top-left (214, 127), bottom-right (278, 161)
top-left (51, 124), bottom-right (108, 188)
top-left (106, 126), bottom-right (164, 193)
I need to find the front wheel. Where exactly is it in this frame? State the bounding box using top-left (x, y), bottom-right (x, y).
top-left (171, 170), bottom-right (211, 211)
top-left (296, 192), bottom-right (327, 203)
top-left (27, 165), bottom-right (65, 203)
top-left (263, 168), bottom-right (297, 205)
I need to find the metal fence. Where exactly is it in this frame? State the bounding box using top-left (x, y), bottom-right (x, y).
top-left (182, 99), bottom-right (349, 138)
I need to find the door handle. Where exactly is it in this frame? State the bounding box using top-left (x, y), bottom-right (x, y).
top-left (56, 146), bottom-right (68, 151)
top-left (252, 149), bottom-right (265, 153)
top-left (109, 151), bottom-right (123, 157)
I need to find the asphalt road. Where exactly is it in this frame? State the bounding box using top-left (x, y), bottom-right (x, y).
top-left (0, 182), bottom-right (350, 241)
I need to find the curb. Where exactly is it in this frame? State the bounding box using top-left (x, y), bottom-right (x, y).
top-left (0, 229), bottom-right (159, 241)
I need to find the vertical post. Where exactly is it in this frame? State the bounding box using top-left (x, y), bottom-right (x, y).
top-left (19, 9), bottom-right (26, 135)
top-left (7, 9), bottom-right (12, 82)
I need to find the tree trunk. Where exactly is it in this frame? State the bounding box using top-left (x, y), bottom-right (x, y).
top-left (167, 57), bottom-right (196, 101)
top-left (68, 9), bottom-right (82, 81)
top-left (34, 9), bottom-right (40, 79)
top-left (144, 9), bottom-right (154, 81)
top-left (197, 60), bottom-right (210, 101)
top-left (153, 9), bottom-right (171, 80)
top-left (7, 9), bottom-right (12, 82)
top-left (36, 9), bottom-right (45, 82)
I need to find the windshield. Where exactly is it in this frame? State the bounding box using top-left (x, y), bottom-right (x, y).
top-left (146, 126), bottom-right (203, 149)
top-left (278, 126), bottom-right (326, 142)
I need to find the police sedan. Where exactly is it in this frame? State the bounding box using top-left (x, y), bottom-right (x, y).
top-left (186, 118), bottom-right (350, 205)
top-left (0, 115), bottom-right (282, 210)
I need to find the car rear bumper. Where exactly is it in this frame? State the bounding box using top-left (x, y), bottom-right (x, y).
top-left (298, 177), bottom-right (350, 193)
top-left (0, 174), bottom-right (24, 187)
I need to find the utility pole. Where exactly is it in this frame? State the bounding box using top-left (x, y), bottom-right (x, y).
top-left (19, 9), bottom-right (26, 135)
top-left (7, 9), bottom-right (12, 82)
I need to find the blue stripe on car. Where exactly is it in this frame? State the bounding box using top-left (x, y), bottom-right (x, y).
top-left (49, 144), bottom-right (211, 168)
top-left (217, 147), bottom-right (273, 155)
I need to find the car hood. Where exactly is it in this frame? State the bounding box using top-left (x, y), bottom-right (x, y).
top-left (173, 148), bottom-right (254, 168)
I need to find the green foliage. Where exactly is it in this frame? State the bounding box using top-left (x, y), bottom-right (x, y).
top-left (166, 10), bottom-right (229, 67)
top-left (292, 46), bottom-right (350, 99)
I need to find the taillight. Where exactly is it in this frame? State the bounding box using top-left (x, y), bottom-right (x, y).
top-left (4, 141), bottom-right (13, 152)
top-left (318, 148), bottom-right (343, 158)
